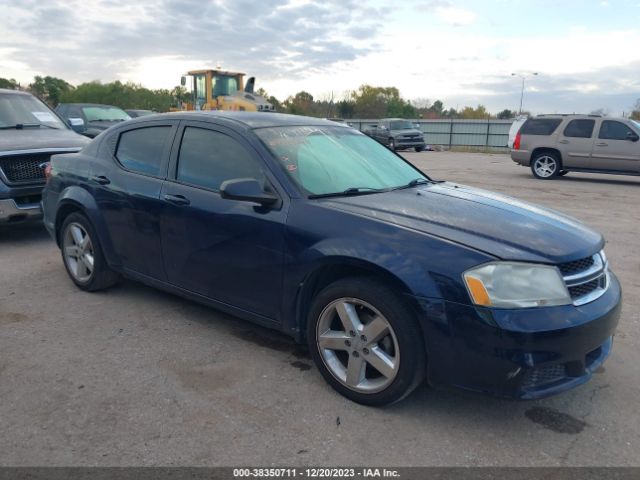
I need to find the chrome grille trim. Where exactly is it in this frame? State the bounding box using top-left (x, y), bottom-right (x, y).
top-left (559, 251), bottom-right (609, 306)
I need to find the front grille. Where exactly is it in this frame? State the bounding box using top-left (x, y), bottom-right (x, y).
top-left (557, 252), bottom-right (608, 306)
top-left (558, 256), bottom-right (595, 276)
top-left (0, 153), bottom-right (51, 185)
top-left (568, 278), bottom-right (604, 299)
top-left (522, 364), bottom-right (567, 389)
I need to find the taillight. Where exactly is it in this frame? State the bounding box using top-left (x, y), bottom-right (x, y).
top-left (513, 131), bottom-right (521, 150)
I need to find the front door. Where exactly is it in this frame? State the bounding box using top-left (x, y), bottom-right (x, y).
top-left (592, 120), bottom-right (640, 173)
top-left (557, 118), bottom-right (596, 168)
top-left (159, 122), bottom-right (287, 321)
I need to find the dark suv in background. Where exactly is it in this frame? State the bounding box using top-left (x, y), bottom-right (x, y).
top-left (364, 118), bottom-right (426, 151)
top-left (0, 89), bottom-right (88, 226)
top-left (511, 114), bottom-right (640, 179)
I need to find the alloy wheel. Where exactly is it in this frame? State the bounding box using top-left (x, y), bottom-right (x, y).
top-left (316, 297), bottom-right (400, 393)
top-left (533, 156), bottom-right (558, 178)
top-left (63, 222), bottom-right (95, 282)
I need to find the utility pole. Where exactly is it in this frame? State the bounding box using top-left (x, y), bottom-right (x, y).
top-left (511, 72), bottom-right (538, 114)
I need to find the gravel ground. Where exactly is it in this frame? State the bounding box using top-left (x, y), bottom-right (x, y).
top-left (0, 151), bottom-right (638, 466)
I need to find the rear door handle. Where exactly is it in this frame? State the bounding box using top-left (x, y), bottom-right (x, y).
top-left (595, 142), bottom-right (608, 147)
top-left (163, 194), bottom-right (190, 206)
top-left (558, 139), bottom-right (569, 144)
top-left (90, 175), bottom-right (110, 185)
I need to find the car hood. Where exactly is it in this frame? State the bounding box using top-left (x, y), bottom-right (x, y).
top-left (321, 182), bottom-right (603, 264)
top-left (0, 128), bottom-right (90, 153)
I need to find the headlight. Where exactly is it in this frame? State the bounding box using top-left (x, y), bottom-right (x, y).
top-left (463, 262), bottom-right (571, 309)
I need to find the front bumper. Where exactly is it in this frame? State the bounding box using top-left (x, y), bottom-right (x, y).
top-left (417, 271), bottom-right (621, 399)
top-left (0, 198), bottom-right (42, 224)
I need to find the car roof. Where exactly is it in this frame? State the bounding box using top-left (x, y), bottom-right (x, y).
top-left (0, 88), bottom-right (33, 96)
top-left (533, 114), bottom-right (629, 121)
top-left (58, 103), bottom-right (124, 108)
top-left (144, 111), bottom-right (348, 129)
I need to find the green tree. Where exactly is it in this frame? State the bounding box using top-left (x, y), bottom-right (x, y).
top-left (497, 109), bottom-right (515, 119)
top-left (0, 78), bottom-right (19, 89)
top-left (29, 76), bottom-right (74, 106)
top-left (460, 104), bottom-right (490, 119)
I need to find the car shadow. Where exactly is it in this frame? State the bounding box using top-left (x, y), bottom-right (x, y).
top-left (0, 222), bottom-right (51, 245)
top-left (520, 174), bottom-right (640, 187)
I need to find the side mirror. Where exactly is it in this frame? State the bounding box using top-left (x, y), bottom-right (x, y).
top-left (220, 178), bottom-right (278, 206)
top-left (180, 76), bottom-right (186, 86)
top-left (68, 117), bottom-right (86, 133)
top-left (627, 132), bottom-right (639, 142)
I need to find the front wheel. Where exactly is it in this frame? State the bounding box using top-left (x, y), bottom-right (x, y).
top-left (388, 138), bottom-right (396, 151)
top-left (307, 277), bottom-right (426, 406)
top-left (414, 146), bottom-right (423, 152)
top-left (531, 152), bottom-right (561, 179)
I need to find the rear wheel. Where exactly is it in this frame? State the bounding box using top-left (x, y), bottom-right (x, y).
top-left (60, 212), bottom-right (119, 291)
top-left (307, 277), bottom-right (426, 406)
top-left (531, 152), bottom-right (560, 179)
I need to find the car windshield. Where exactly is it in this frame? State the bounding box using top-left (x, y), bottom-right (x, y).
top-left (390, 120), bottom-right (414, 130)
top-left (82, 106), bottom-right (131, 122)
top-left (0, 92), bottom-right (66, 129)
top-left (255, 125), bottom-right (428, 196)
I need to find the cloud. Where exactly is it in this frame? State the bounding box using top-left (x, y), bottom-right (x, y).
top-left (0, 0), bottom-right (380, 88)
top-left (415, 0), bottom-right (477, 26)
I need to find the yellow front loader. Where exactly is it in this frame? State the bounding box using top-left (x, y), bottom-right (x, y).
top-left (174, 68), bottom-right (274, 112)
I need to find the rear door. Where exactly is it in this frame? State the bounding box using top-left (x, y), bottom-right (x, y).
top-left (557, 118), bottom-right (596, 168)
top-left (592, 120), bottom-right (640, 173)
top-left (159, 121), bottom-right (287, 321)
top-left (90, 120), bottom-right (178, 280)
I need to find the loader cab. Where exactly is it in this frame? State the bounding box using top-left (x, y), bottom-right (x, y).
top-left (183, 69), bottom-right (246, 110)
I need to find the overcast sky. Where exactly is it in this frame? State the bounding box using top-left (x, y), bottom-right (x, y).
top-left (1, 0), bottom-right (639, 115)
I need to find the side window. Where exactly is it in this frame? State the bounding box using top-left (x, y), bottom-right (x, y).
top-left (599, 120), bottom-right (634, 140)
top-left (520, 119), bottom-right (562, 135)
top-left (115, 126), bottom-right (171, 176)
top-left (563, 119), bottom-right (595, 138)
top-left (177, 127), bottom-right (264, 191)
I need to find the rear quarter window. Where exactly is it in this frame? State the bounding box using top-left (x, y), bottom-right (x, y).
top-left (520, 118), bottom-right (562, 135)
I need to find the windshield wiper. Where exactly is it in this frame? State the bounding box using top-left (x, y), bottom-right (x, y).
top-left (391, 177), bottom-right (433, 191)
top-left (0, 123), bottom-right (59, 130)
top-left (0, 123), bottom-right (42, 130)
top-left (308, 187), bottom-right (388, 199)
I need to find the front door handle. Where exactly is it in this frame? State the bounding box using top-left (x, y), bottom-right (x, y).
top-left (163, 194), bottom-right (190, 206)
top-left (90, 175), bottom-right (110, 185)
top-left (559, 139), bottom-right (569, 144)
top-left (595, 142), bottom-right (608, 147)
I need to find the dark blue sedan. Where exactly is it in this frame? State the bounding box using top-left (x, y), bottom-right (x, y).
top-left (41, 112), bottom-right (621, 406)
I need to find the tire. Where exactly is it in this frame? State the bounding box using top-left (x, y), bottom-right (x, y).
top-left (414, 146), bottom-right (423, 152)
top-left (307, 277), bottom-right (426, 406)
top-left (531, 151), bottom-right (561, 179)
top-left (60, 212), bottom-right (119, 291)
top-left (388, 138), bottom-right (396, 151)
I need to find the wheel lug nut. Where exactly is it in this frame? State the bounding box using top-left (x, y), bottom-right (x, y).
top-left (363, 348), bottom-right (369, 355)
top-left (349, 330), bottom-right (356, 337)
top-left (352, 351), bottom-right (360, 357)
top-left (345, 340), bottom-right (351, 347)
top-left (360, 335), bottom-right (367, 342)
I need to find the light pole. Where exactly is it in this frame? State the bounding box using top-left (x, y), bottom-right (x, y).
top-left (511, 72), bottom-right (538, 114)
